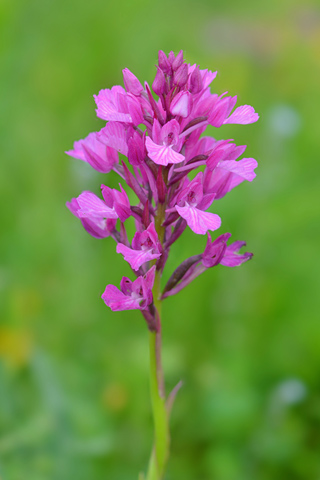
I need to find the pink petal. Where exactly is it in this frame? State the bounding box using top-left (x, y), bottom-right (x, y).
top-left (170, 91), bottom-right (192, 118)
top-left (176, 204), bottom-right (221, 235)
top-left (77, 192), bottom-right (118, 219)
top-left (146, 137), bottom-right (185, 166)
top-left (66, 198), bottom-right (116, 238)
top-left (65, 141), bottom-right (86, 161)
top-left (220, 241), bottom-right (253, 267)
top-left (219, 158), bottom-right (258, 182)
top-left (101, 285), bottom-right (142, 311)
top-left (82, 144), bottom-right (118, 173)
top-left (116, 244), bottom-right (161, 271)
top-left (122, 68), bottom-right (144, 96)
top-left (66, 132), bottom-right (119, 173)
top-left (98, 122), bottom-right (128, 156)
top-left (208, 97), bottom-right (230, 127)
top-left (94, 88), bottom-right (132, 123)
top-left (224, 105), bottom-right (259, 125)
top-left (144, 265), bottom-right (156, 290)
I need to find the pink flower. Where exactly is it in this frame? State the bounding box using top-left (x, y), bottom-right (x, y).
top-left (101, 184), bottom-right (131, 222)
top-left (94, 86), bottom-right (143, 125)
top-left (72, 191), bottom-right (118, 220)
top-left (146, 119), bottom-right (184, 166)
top-left (202, 232), bottom-right (231, 267)
top-left (66, 197), bottom-right (116, 239)
top-left (116, 223), bottom-right (162, 271)
top-left (204, 157), bottom-right (258, 199)
top-left (172, 173), bottom-right (221, 235)
top-left (101, 266), bottom-right (156, 311)
top-left (220, 241), bottom-right (253, 267)
top-left (65, 132), bottom-right (118, 173)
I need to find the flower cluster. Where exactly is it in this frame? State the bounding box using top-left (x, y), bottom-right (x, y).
top-left (67, 50), bottom-right (258, 330)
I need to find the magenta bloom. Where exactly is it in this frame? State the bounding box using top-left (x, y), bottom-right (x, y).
top-left (73, 191), bottom-right (118, 220)
top-left (171, 173), bottom-right (221, 235)
top-left (220, 241), bottom-right (253, 267)
top-left (66, 50), bottom-right (257, 326)
top-left (94, 86), bottom-right (143, 125)
top-left (65, 132), bottom-right (118, 173)
top-left (204, 157), bottom-right (258, 199)
top-left (102, 266), bottom-right (156, 311)
top-left (145, 119), bottom-right (184, 166)
top-left (117, 223), bottom-right (162, 271)
top-left (66, 197), bottom-right (117, 239)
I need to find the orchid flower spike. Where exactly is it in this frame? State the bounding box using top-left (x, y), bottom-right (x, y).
top-left (67, 50), bottom-right (258, 328)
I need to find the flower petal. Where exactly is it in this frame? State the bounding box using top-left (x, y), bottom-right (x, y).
top-left (146, 137), bottom-right (185, 166)
top-left (176, 204), bottom-right (221, 235)
top-left (116, 244), bottom-right (161, 271)
top-left (94, 88), bottom-right (132, 123)
top-left (101, 284), bottom-right (142, 311)
top-left (220, 241), bottom-right (253, 267)
top-left (98, 122), bottom-right (128, 156)
top-left (219, 158), bottom-right (258, 183)
top-left (224, 105), bottom-right (259, 125)
top-left (77, 191), bottom-right (118, 219)
top-left (66, 198), bottom-right (116, 238)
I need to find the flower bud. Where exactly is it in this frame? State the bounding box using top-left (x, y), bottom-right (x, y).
top-left (189, 66), bottom-right (203, 94)
top-left (173, 63), bottom-right (188, 87)
top-left (152, 67), bottom-right (166, 96)
top-left (158, 50), bottom-right (171, 74)
top-left (172, 50), bottom-right (184, 71)
top-left (123, 68), bottom-right (144, 96)
top-left (168, 51), bottom-right (175, 65)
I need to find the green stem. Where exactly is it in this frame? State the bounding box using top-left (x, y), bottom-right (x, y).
top-left (145, 183), bottom-right (169, 480)
top-left (146, 273), bottom-right (169, 480)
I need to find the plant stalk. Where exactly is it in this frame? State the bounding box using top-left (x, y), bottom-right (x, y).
top-left (146, 271), bottom-right (169, 480)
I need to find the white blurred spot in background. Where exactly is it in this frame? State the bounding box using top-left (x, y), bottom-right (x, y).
top-left (267, 105), bottom-right (302, 138)
top-left (268, 377), bottom-right (308, 423)
top-left (274, 378), bottom-right (307, 405)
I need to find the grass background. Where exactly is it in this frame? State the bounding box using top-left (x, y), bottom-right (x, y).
top-left (1, 0), bottom-right (320, 478)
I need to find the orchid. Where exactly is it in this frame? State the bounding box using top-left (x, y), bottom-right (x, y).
top-left (67, 50), bottom-right (258, 480)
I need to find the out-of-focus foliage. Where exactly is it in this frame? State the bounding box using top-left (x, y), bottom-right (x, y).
top-left (1, 0), bottom-right (320, 479)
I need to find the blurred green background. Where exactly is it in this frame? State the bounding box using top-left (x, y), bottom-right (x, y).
top-left (1, 0), bottom-right (320, 479)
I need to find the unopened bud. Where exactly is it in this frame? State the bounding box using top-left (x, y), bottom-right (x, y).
top-left (122, 68), bottom-right (143, 96)
top-left (168, 51), bottom-right (175, 65)
top-left (173, 63), bottom-right (188, 87)
top-left (158, 50), bottom-right (171, 74)
top-left (189, 66), bottom-right (203, 94)
top-left (152, 67), bottom-right (166, 96)
top-left (172, 50), bottom-right (184, 71)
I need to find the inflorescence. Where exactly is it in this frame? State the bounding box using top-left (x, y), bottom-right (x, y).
top-left (66, 50), bottom-right (258, 331)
